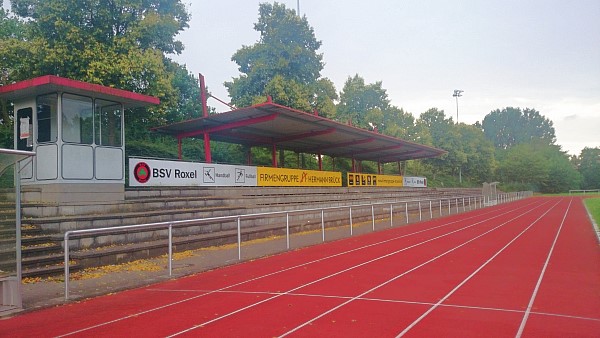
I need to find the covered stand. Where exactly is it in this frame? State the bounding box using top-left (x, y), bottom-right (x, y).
top-left (152, 100), bottom-right (446, 171)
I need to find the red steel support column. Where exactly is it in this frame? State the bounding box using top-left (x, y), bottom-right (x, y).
top-left (318, 152), bottom-right (322, 171)
top-left (378, 161), bottom-right (382, 174)
top-left (272, 144), bottom-right (277, 167)
top-left (247, 147), bottom-right (253, 165)
top-left (204, 133), bottom-right (211, 163)
top-left (199, 73), bottom-right (209, 118)
top-left (177, 137), bottom-right (182, 160)
top-left (199, 73), bottom-right (211, 163)
top-left (352, 158), bottom-right (356, 172)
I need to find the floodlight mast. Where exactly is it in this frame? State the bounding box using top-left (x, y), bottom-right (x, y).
top-left (453, 89), bottom-right (463, 123)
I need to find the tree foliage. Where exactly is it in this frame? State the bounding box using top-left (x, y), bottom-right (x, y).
top-left (224, 2), bottom-right (336, 116)
top-left (336, 75), bottom-right (390, 129)
top-left (1, 1), bottom-right (594, 194)
top-left (496, 142), bottom-right (580, 193)
top-left (482, 107), bottom-right (556, 149)
top-left (578, 147), bottom-right (600, 189)
top-left (1, 0), bottom-right (193, 131)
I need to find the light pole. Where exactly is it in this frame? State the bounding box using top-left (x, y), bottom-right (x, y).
top-left (452, 89), bottom-right (464, 184)
top-left (453, 89), bottom-right (463, 123)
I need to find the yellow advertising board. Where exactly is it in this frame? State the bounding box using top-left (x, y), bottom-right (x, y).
top-left (257, 167), bottom-right (342, 187)
top-left (347, 173), bottom-right (404, 187)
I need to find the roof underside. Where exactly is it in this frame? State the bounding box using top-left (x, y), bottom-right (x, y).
top-left (152, 102), bottom-right (446, 163)
top-left (0, 75), bottom-right (160, 108)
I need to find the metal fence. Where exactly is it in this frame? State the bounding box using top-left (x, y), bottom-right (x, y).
top-left (63, 191), bottom-right (531, 299)
top-left (569, 189), bottom-right (600, 195)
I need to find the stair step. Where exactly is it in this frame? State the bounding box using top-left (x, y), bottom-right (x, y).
top-left (23, 262), bottom-right (82, 279)
top-left (27, 205), bottom-right (244, 225)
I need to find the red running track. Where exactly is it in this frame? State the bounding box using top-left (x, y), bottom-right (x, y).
top-left (1, 196), bottom-right (598, 337)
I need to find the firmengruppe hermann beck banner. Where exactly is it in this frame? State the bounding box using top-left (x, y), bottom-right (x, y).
top-left (129, 158), bottom-right (342, 187)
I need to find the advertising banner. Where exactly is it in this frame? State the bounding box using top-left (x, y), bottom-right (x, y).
top-left (129, 158), bottom-right (257, 187)
top-left (257, 167), bottom-right (342, 187)
top-left (403, 176), bottom-right (427, 188)
top-left (347, 173), bottom-right (404, 187)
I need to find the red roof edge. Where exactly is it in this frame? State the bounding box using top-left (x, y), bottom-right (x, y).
top-left (0, 75), bottom-right (160, 105)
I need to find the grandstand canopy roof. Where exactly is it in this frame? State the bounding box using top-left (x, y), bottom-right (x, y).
top-left (152, 101), bottom-right (446, 163)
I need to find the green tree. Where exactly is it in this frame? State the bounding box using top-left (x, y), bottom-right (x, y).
top-left (456, 124), bottom-right (495, 183)
top-left (578, 147), bottom-right (600, 189)
top-left (0, 7), bottom-right (28, 147)
top-left (336, 74), bottom-right (390, 129)
top-left (482, 107), bottom-right (556, 149)
top-left (2, 0), bottom-right (191, 129)
top-left (225, 2), bottom-right (336, 115)
top-left (418, 108), bottom-right (463, 178)
top-left (496, 142), bottom-right (580, 193)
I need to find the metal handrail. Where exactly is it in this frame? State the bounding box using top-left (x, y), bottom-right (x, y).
top-left (63, 191), bottom-right (531, 299)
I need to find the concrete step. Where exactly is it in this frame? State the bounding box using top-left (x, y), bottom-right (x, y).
top-left (22, 196), bottom-right (229, 218)
top-left (68, 213), bottom-right (362, 269)
top-left (27, 205), bottom-right (248, 233)
top-left (14, 186), bottom-right (485, 278)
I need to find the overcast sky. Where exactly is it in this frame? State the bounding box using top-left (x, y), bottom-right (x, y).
top-left (3, 0), bottom-right (599, 155)
top-left (169, 0), bottom-right (599, 156)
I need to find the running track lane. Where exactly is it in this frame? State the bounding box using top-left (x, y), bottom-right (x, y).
top-left (0, 197), bottom-right (597, 337)
top-left (1, 198), bottom-right (530, 337)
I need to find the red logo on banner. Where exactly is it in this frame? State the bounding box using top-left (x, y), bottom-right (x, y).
top-left (134, 162), bottom-right (150, 184)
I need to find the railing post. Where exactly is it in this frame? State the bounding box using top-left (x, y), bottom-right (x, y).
top-left (418, 201), bottom-right (422, 221)
top-left (286, 212), bottom-right (290, 250)
top-left (371, 205), bottom-right (375, 231)
top-left (462, 197), bottom-right (466, 212)
top-left (168, 224), bottom-right (173, 277)
top-left (321, 209), bottom-right (325, 242)
top-left (439, 199), bottom-right (442, 216)
top-left (237, 217), bottom-right (241, 260)
top-left (64, 232), bottom-right (70, 300)
top-left (429, 200), bottom-right (433, 219)
top-left (405, 202), bottom-right (409, 224)
top-left (390, 204), bottom-right (393, 227)
top-left (456, 198), bottom-right (459, 214)
top-left (349, 206), bottom-right (353, 236)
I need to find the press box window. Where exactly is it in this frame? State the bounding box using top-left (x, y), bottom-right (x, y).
top-left (16, 107), bottom-right (33, 151)
top-left (95, 99), bottom-right (122, 147)
top-left (37, 94), bottom-right (58, 143)
top-left (62, 93), bottom-right (93, 144)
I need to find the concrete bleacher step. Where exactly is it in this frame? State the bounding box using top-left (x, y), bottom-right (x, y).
top-left (69, 215), bottom-right (349, 269)
top-left (26, 205), bottom-right (248, 233)
top-left (15, 186), bottom-right (484, 278)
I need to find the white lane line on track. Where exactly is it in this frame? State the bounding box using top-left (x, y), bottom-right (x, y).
top-left (276, 199), bottom-right (555, 337)
top-left (515, 198), bottom-right (573, 338)
top-left (168, 200), bottom-right (550, 337)
top-left (160, 288), bottom-right (600, 323)
top-left (56, 200), bottom-right (537, 338)
top-left (396, 198), bottom-right (563, 337)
